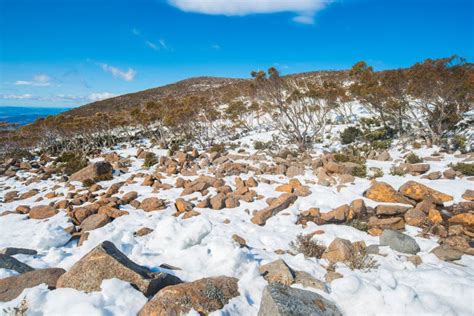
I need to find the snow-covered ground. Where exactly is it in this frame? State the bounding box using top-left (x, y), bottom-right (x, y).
top-left (0, 130), bottom-right (473, 316)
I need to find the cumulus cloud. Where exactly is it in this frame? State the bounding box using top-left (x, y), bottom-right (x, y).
top-left (88, 92), bottom-right (118, 102)
top-left (98, 63), bottom-right (137, 81)
top-left (14, 74), bottom-right (51, 86)
top-left (168, 0), bottom-right (332, 23)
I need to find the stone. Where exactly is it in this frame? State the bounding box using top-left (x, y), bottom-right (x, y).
top-left (15, 205), bottom-right (30, 214)
top-left (29, 205), bottom-right (58, 219)
top-left (140, 197), bottom-right (165, 212)
top-left (425, 171), bottom-right (441, 180)
top-left (322, 238), bottom-right (354, 263)
top-left (407, 255), bottom-right (422, 266)
top-left (368, 216), bottom-right (405, 230)
top-left (286, 165), bottom-right (304, 177)
top-left (0, 254), bottom-right (34, 273)
top-left (0, 268), bottom-right (65, 302)
top-left (210, 193), bottom-right (226, 210)
top-left (448, 213), bottom-right (474, 228)
top-left (3, 190), bottom-right (18, 202)
top-left (364, 182), bottom-right (414, 205)
top-left (225, 196), bottom-right (240, 208)
top-left (427, 208), bottom-right (443, 224)
top-left (399, 181), bottom-right (453, 203)
top-left (56, 241), bottom-right (181, 296)
top-left (257, 283), bottom-right (342, 316)
top-left (175, 198), bottom-right (193, 213)
top-left (406, 163), bottom-right (430, 174)
top-left (70, 161), bottom-right (113, 183)
top-left (380, 230), bottom-right (420, 254)
top-left (320, 204), bottom-right (349, 223)
top-left (232, 234), bottom-right (247, 248)
top-left (462, 189), bottom-right (474, 201)
top-left (251, 193), bottom-right (297, 226)
top-left (134, 227), bottom-right (154, 237)
top-left (259, 259), bottom-right (295, 286)
top-left (431, 245), bottom-right (463, 261)
top-left (245, 177), bottom-right (258, 187)
top-left (98, 206), bottom-right (129, 219)
top-left (19, 189), bottom-right (39, 200)
top-left (443, 168), bottom-right (456, 179)
top-left (404, 208), bottom-right (427, 226)
top-left (325, 271), bottom-right (343, 283)
top-left (293, 271), bottom-right (327, 292)
top-left (375, 205), bottom-right (411, 216)
top-left (325, 161), bottom-right (348, 174)
top-left (122, 191), bottom-right (138, 204)
top-left (80, 213), bottom-right (110, 232)
top-left (275, 184), bottom-right (293, 193)
top-left (350, 199), bottom-right (367, 218)
top-left (366, 245), bottom-right (380, 255)
top-left (0, 248), bottom-right (37, 256)
top-left (139, 276), bottom-right (239, 316)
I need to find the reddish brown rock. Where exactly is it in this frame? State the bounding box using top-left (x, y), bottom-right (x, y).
top-left (29, 205), bottom-right (58, 219)
top-left (70, 161), bottom-right (113, 183)
top-left (251, 193), bottom-right (297, 226)
top-left (399, 181), bottom-right (453, 203)
top-left (368, 216), bottom-right (405, 230)
top-left (80, 213), bottom-right (110, 232)
top-left (140, 197), bottom-right (165, 212)
top-left (364, 182), bottom-right (414, 205)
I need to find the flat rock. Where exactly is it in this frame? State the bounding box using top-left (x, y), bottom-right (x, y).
top-left (0, 254), bottom-right (34, 273)
top-left (56, 241), bottom-right (181, 296)
top-left (251, 193), bottom-right (297, 226)
top-left (80, 213), bottom-right (110, 232)
top-left (29, 205), bottom-right (58, 219)
top-left (140, 197), bottom-right (165, 212)
top-left (399, 181), bottom-right (453, 203)
top-left (0, 247), bottom-right (37, 256)
top-left (139, 276), bottom-right (239, 316)
top-left (257, 283), bottom-right (342, 316)
top-left (431, 246), bottom-right (463, 261)
top-left (0, 268), bottom-right (65, 302)
top-left (380, 230), bottom-right (420, 254)
top-left (364, 182), bottom-right (414, 205)
top-left (375, 204), bottom-right (411, 216)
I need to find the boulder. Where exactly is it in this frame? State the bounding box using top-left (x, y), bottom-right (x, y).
top-left (320, 204), bottom-right (349, 223)
top-left (368, 216), bottom-right (405, 230)
top-left (80, 213), bottom-right (110, 232)
top-left (210, 193), bottom-right (226, 210)
top-left (175, 198), bottom-right (193, 213)
top-left (140, 197), bottom-right (165, 212)
top-left (29, 205), bottom-right (58, 219)
top-left (462, 190), bottom-right (474, 201)
top-left (399, 181), bottom-right (453, 203)
top-left (404, 208), bottom-right (427, 226)
top-left (139, 276), bottom-right (239, 316)
top-left (122, 191), bottom-right (138, 204)
top-left (406, 163), bottom-right (430, 174)
top-left (0, 248), bottom-right (37, 256)
top-left (0, 268), bottom-right (65, 302)
top-left (443, 168), bottom-right (456, 179)
top-left (448, 213), bottom-right (474, 228)
top-left (293, 271), bottom-right (327, 292)
top-left (257, 283), bottom-right (342, 316)
top-left (56, 241), bottom-right (181, 296)
top-left (70, 161), bottom-right (113, 183)
top-left (380, 230), bottom-right (420, 254)
top-left (251, 193), bottom-right (297, 226)
top-left (431, 246), bottom-right (463, 261)
top-left (322, 238), bottom-right (354, 263)
top-left (0, 254), bottom-right (34, 273)
top-left (259, 259), bottom-right (295, 286)
top-left (286, 165), bottom-right (304, 177)
top-left (375, 205), bottom-right (411, 216)
top-left (364, 182), bottom-right (414, 205)
top-left (134, 227), bottom-right (154, 237)
top-left (425, 171), bottom-right (441, 180)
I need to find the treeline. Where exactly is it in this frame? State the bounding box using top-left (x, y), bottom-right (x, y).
top-left (0, 56), bottom-right (472, 159)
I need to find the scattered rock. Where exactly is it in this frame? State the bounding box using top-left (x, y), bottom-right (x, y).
top-left (425, 171), bottom-right (441, 180)
top-left (431, 245), bottom-right (463, 261)
top-left (134, 227), bottom-right (154, 237)
top-left (462, 189), bottom-right (474, 201)
top-left (70, 161), bottom-right (113, 183)
top-left (375, 204), bottom-right (411, 216)
top-left (0, 248), bottom-right (37, 256)
top-left (80, 213), bottom-right (110, 232)
top-left (404, 208), bottom-right (427, 226)
top-left (140, 197), bottom-right (166, 212)
top-left (259, 259), bottom-right (295, 286)
top-left (232, 234), bottom-right (247, 248)
top-left (251, 193), bottom-right (297, 226)
top-left (257, 283), bottom-right (342, 316)
top-left (0, 268), bottom-right (65, 302)
top-left (29, 205), bottom-right (58, 219)
top-left (325, 271), bottom-right (343, 283)
top-left (380, 230), bottom-right (420, 254)
top-left (139, 276), bottom-right (239, 316)
top-left (364, 182), bottom-right (414, 205)
top-left (368, 216), bottom-right (405, 230)
top-left (448, 213), bottom-right (474, 228)
top-left (56, 241), bottom-right (182, 296)
top-left (443, 168), bottom-right (456, 179)
top-left (322, 238), bottom-right (354, 263)
top-left (0, 254), bottom-right (34, 273)
top-left (399, 181), bottom-right (453, 203)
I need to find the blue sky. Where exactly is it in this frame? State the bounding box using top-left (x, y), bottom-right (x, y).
top-left (0, 0), bottom-right (472, 107)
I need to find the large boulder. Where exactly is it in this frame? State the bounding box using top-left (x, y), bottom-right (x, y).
top-left (29, 205), bottom-right (58, 219)
top-left (56, 241), bottom-right (181, 296)
top-left (0, 268), bottom-right (65, 302)
top-left (322, 238), bottom-right (354, 263)
top-left (399, 181), bottom-right (453, 203)
top-left (380, 230), bottom-right (420, 254)
top-left (251, 194), bottom-right (297, 226)
top-left (364, 182), bottom-right (414, 205)
top-left (257, 283), bottom-right (342, 316)
top-left (70, 161), bottom-right (113, 183)
top-left (80, 213), bottom-right (110, 232)
top-left (139, 276), bottom-right (239, 316)
top-left (140, 197), bottom-right (166, 212)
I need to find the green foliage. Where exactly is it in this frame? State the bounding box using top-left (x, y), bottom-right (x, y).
top-left (390, 165), bottom-right (406, 176)
top-left (349, 219), bottom-right (368, 232)
top-left (371, 140), bottom-right (392, 150)
top-left (452, 135), bottom-right (466, 153)
top-left (369, 167), bottom-right (384, 179)
top-left (450, 162), bottom-right (474, 176)
top-left (347, 249), bottom-right (379, 272)
top-left (4, 148), bottom-right (34, 161)
top-left (82, 179), bottom-right (96, 187)
top-left (143, 152), bottom-right (158, 168)
top-left (253, 140), bottom-right (275, 151)
top-left (352, 164), bottom-right (367, 178)
top-left (340, 126), bottom-right (361, 144)
top-left (334, 149), bottom-right (366, 165)
top-left (56, 152), bottom-right (88, 175)
top-left (405, 152), bottom-right (423, 164)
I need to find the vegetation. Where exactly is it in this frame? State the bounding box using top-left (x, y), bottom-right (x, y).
top-left (340, 126), bottom-right (361, 144)
top-left (290, 233), bottom-right (326, 258)
top-left (405, 152), bottom-right (423, 164)
top-left (55, 152), bottom-right (88, 175)
top-left (450, 162), bottom-right (474, 176)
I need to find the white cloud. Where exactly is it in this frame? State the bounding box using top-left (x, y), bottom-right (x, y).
top-left (99, 63), bottom-right (137, 81)
top-left (14, 74), bottom-right (51, 86)
top-left (0, 93), bottom-right (34, 100)
top-left (168, 0), bottom-right (332, 23)
top-left (88, 92), bottom-right (118, 102)
top-left (146, 40), bottom-right (159, 51)
top-left (159, 39), bottom-right (168, 50)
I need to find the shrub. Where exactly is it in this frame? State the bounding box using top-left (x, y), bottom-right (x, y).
top-left (371, 140), bottom-right (392, 150)
top-left (56, 152), bottom-right (88, 175)
top-left (405, 152), bottom-right (423, 164)
top-left (347, 249), bottom-right (379, 272)
top-left (290, 234), bottom-right (326, 258)
top-left (412, 141), bottom-right (422, 149)
top-left (452, 135), bottom-right (466, 153)
top-left (368, 167), bottom-right (384, 179)
top-left (349, 219), bottom-right (368, 232)
top-left (253, 140), bottom-right (274, 151)
top-left (451, 162), bottom-right (474, 176)
top-left (352, 164), bottom-right (367, 178)
top-left (390, 165), bottom-right (406, 176)
top-left (340, 126), bottom-right (361, 144)
top-left (143, 152), bottom-right (158, 168)
top-left (210, 143), bottom-right (226, 153)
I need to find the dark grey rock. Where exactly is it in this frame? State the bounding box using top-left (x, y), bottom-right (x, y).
top-left (0, 254), bottom-right (34, 273)
top-left (0, 248), bottom-right (37, 256)
top-left (258, 283), bottom-right (342, 316)
top-left (380, 230), bottom-right (420, 254)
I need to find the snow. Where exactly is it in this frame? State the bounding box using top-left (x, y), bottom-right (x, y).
top-left (0, 130), bottom-right (473, 315)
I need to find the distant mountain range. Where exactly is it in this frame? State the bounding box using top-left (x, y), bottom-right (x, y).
top-left (0, 106), bottom-right (70, 126)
